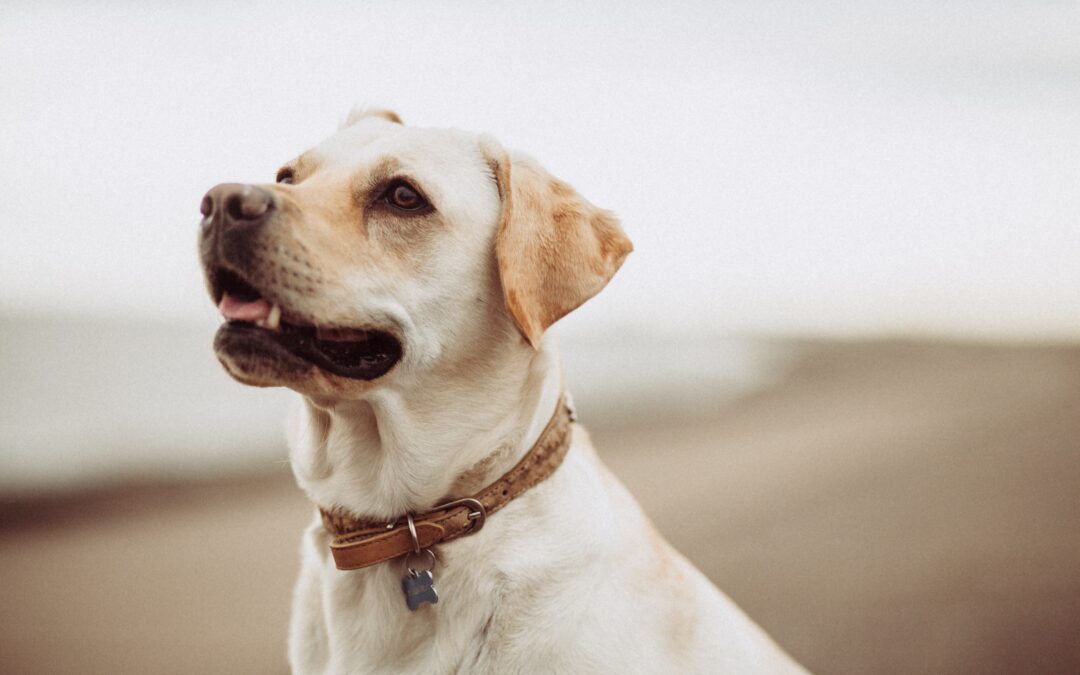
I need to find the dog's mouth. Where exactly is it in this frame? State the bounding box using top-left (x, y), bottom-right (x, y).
top-left (211, 268), bottom-right (402, 381)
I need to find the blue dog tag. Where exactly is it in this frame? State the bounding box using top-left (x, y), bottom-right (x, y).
top-left (402, 569), bottom-right (439, 610)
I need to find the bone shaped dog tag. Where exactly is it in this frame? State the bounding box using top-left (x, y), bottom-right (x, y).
top-left (402, 569), bottom-right (439, 611)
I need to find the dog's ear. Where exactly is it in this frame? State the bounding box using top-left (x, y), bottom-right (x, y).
top-left (481, 137), bottom-right (633, 348)
top-left (342, 107), bottom-right (403, 128)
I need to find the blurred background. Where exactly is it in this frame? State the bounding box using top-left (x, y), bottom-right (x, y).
top-left (2, 1), bottom-right (1078, 673)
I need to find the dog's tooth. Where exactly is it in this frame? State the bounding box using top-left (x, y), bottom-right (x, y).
top-left (267, 303), bottom-right (282, 331)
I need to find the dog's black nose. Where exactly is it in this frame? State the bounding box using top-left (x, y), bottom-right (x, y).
top-left (201, 183), bottom-right (274, 231)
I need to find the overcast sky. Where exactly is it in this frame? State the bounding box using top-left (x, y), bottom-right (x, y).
top-left (2, 0), bottom-right (1078, 338)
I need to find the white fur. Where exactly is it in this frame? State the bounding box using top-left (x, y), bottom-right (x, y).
top-left (236, 115), bottom-right (807, 673)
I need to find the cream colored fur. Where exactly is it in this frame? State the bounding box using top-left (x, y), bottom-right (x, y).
top-left (216, 110), bottom-right (807, 673)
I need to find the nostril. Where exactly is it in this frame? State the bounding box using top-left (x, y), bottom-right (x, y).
top-left (225, 194), bottom-right (246, 221)
top-left (200, 194), bottom-right (213, 217)
top-left (224, 186), bottom-right (272, 222)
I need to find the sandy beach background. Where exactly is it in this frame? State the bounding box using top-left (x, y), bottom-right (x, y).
top-left (3, 338), bottom-right (1078, 674)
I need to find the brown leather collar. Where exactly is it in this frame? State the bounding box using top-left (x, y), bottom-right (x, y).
top-left (319, 394), bottom-right (574, 571)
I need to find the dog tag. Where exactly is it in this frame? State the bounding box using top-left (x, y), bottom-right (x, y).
top-left (402, 569), bottom-right (439, 611)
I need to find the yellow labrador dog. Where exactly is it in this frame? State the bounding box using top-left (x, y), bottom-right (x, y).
top-left (198, 109), bottom-right (806, 674)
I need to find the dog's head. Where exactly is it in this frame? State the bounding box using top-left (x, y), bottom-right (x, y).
top-left (198, 110), bottom-right (632, 399)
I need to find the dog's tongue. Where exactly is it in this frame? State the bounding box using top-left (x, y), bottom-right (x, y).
top-left (219, 293), bottom-right (271, 322)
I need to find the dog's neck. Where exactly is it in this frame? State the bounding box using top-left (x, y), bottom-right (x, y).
top-left (288, 338), bottom-right (562, 524)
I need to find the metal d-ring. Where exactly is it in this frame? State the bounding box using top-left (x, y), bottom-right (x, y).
top-left (402, 548), bottom-right (437, 576)
top-left (405, 512), bottom-right (421, 555)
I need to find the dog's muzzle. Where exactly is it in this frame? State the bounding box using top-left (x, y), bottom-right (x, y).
top-left (197, 183), bottom-right (404, 382)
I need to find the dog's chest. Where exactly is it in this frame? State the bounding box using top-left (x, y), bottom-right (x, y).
top-left (316, 556), bottom-right (502, 670)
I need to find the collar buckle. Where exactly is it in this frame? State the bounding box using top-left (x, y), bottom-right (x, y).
top-left (431, 497), bottom-right (487, 535)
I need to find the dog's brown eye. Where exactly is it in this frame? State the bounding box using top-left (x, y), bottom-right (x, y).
top-left (276, 168), bottom-right (295, 185)
top-left (385, 181), bottom-right (428, 211)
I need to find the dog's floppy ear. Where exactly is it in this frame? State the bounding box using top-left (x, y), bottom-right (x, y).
top-left (342, 107), bottom-right (404, 128)
top-left (481, 137), bottom-right (633, 348)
